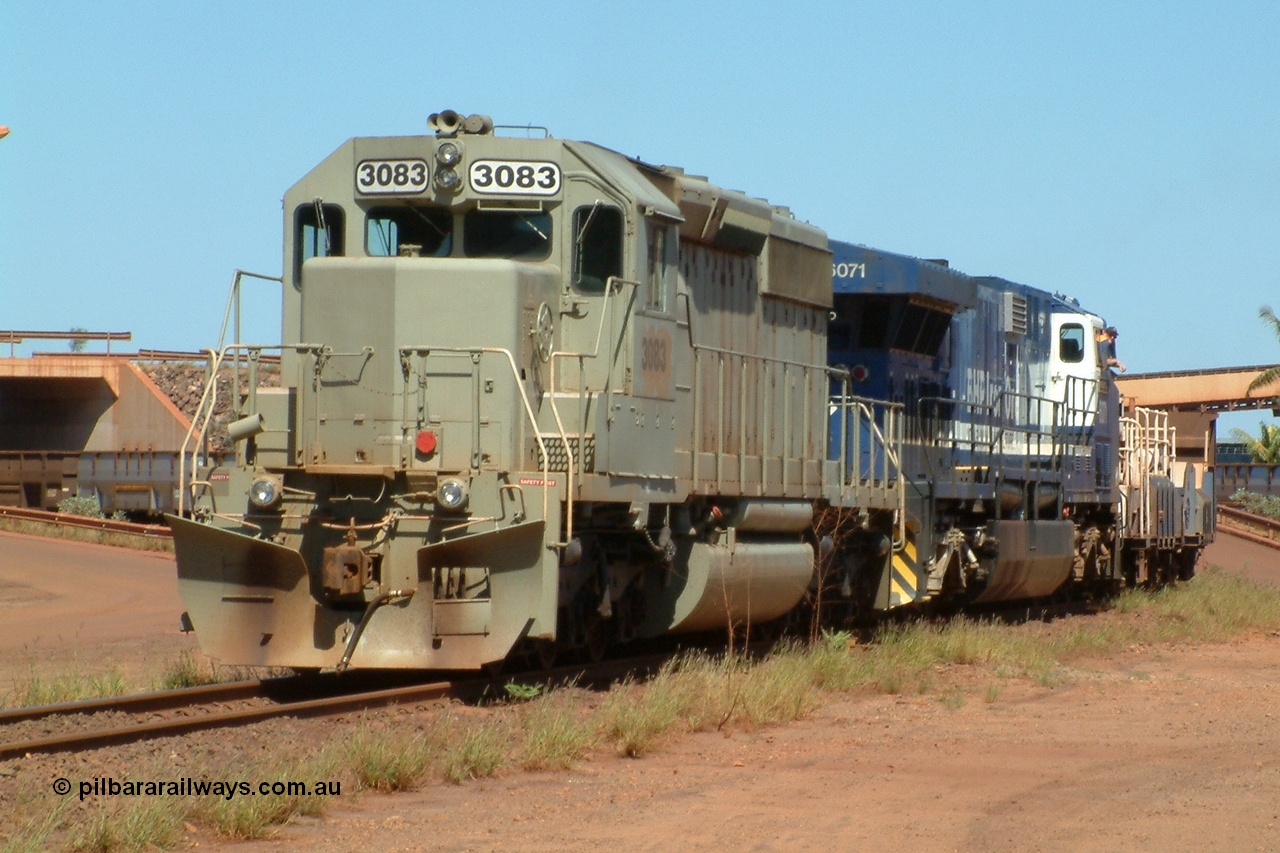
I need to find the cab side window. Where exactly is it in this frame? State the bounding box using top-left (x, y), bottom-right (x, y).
top-left (646, 225), bottom-right (670, 312)
top-left (295, 202), bottom-right (345, 284)
top-left (572, 204), bottom-right (623, 293)
top-left (1059, 323), bottom-right (1085, 363)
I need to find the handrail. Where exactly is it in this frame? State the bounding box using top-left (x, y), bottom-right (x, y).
top-left (180, 339), bottom-right (552, 531)
top-left (902, 384), bottom-right (1101, 526)
top-left (676, 289), bottom-right (904, 534)
top-left (911, 388), bottom-right (1089, 470)
top-left (177, 347), bottom-right (225, 516)
top-left (217, 270), bottom-right (285, 427)
top-left (1117, 406), bottom-right (1177, 540)
top-left (177, 343), bottom-right (286, 516)
top-left (828, 391), bottom-right (904, 488)
top-left (178, 268), bottom-right (284, 517)
top-left (399, 346), bottom-right (553, 526)
top-left (827, 388), bottom-right (906, 545)
top-left (546, 276), bottom-right (640, 547)
top-left (685, 331), bottom-right (845, 491)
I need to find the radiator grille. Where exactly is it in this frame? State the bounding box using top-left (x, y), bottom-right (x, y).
top-left (1095, 443), bottom-right (1112, 489)
top-left (537, 435), bottom-right (596, 473)
top-left (1003, 292), bottom-right (1029, 336)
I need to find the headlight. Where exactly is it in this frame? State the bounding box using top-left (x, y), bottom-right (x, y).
top-left (436, 477), bottom-right (469, 511)
top-left (248, 476), bottom-right (283, 511)
top-left (436, 141), bottom-right (461, 167)
top-left (434, 168), bottom-right (461, 193)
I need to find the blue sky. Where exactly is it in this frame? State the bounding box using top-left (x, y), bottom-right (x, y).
top-left (2, 1), bottom-right (1278, 430)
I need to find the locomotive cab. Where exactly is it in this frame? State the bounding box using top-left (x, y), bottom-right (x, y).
top-left (1047, 312), bottom-right (1104, 416)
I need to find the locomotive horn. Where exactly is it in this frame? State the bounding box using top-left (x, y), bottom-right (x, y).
top-left (428, 110), bottom-right (464, 136)
top-left (463, 113), bottom-right (494, 134)
top-left (227, 412), bottom-right (265, 442)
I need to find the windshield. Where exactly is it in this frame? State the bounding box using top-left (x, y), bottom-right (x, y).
top-left (462, 211), bottom-right (552, 260)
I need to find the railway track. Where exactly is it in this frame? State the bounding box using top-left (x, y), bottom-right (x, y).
top-left (0, 656), bottom-right (661, 761)
top-left (0, 675), bottom-right (457, 761)
top-left (0, 505), bottom-right (171, 539)
top-left (1216, 506), bottom-right (1280, 550)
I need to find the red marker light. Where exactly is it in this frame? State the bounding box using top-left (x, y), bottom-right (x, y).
top-left (415, 430), bottom-right (437, 456)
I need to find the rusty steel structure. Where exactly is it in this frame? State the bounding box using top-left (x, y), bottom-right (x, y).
top-left (1117, 366), bottom-right (1280, 500)
top-left (0, 329), bottom-right (132, 356)
top-left (1117, 365), bottom-right (1279, 412)
top-left (0, 676), bottom-right (453, 759)
top-left (0, 505), bottom-right (171, 539)
top-left (1216, 505), bottom-right (1280, 549)
top-left (0, 350), bottom-right (220, 514)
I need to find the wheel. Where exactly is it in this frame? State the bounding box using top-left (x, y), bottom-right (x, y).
top-left (584, 615), bottom-right (609, 663)
top-left (1178, 549), bottom-right (1198, 581)
top-left (533, 638), bottom-right (558, 671)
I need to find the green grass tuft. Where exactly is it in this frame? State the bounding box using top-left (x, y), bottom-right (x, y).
top-left (190, 751), bottom-right (340, 840)
top-left (156, 651), bottom-right (220, 690)
top-left (503, 681), bottom-right (544, 702)
top-left (520, 691), bottom-right (598, 770)
top-left (72, 798), bottom-right (183, 852)
top-left (11, 564), bottom-right (1280, 850)
top-left (0, 797), bottom-right (73, 853)
top-left (440, 717), bottom-right (512, 783)
top-left (346, 722), bottom-right (433, 792)
top-left (16, 668), bottom-right (128, 707)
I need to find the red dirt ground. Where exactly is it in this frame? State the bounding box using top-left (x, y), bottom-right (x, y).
top-left (3, 531), bottom-right (1279, 853)
top-left (0, 531), bottom-right (197, 689)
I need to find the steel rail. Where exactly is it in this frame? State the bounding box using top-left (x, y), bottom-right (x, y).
top-left (0, 680), bottom-right (455, 761)
top-left (0, 679), bottom-right (267, 727)
top-left (0, 654), bottom-right (669, 761)
top-left (1217, 506), bottom-right (1280, 551)
top-left (0, 505), bottom-right (172, 538)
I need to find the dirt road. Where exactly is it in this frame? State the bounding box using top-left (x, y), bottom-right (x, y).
top-left (0, 531), bottom-right (193, 686)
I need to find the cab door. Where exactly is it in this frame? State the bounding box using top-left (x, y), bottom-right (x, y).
top-left (601, 220), bottom-right (678, 479)
top-left (1049, 313), bottom-right (1100, 428)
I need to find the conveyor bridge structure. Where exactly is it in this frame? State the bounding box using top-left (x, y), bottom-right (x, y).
top-left (0, 354), bottom-right (195, 514)
top-left (1117, 365), bottom-right (1279, 500)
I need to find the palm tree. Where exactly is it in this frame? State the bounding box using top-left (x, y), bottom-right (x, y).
top-left (1248, 306), bottom-right (1280, 395)
top-left (1230, 422), bottom-right (1280, 464)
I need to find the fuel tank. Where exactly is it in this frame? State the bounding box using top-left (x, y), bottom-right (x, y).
top-left (972, 520), bottom-right (1075, 603)
top-left (644, 536), bottom-right (813, 634)
top-left (717, 500), bottom-right (815, 533)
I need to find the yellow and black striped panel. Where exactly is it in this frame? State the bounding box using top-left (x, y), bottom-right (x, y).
top-left (888, 534), bottom-right (921, 608)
